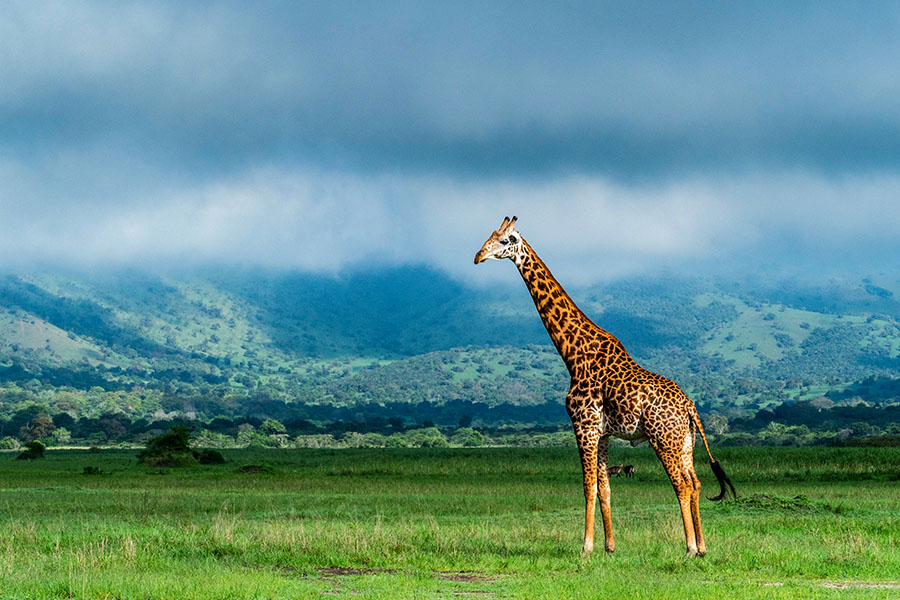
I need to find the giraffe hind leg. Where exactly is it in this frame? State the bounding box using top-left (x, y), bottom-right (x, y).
top-left (681, 427), bottom-right (706, 556)
top-left (596, 437), bottom-right (614, 553)
top-left (688, 464), bottom-right (706, 556)
top-left (651, 437), bottom-right (700, 557)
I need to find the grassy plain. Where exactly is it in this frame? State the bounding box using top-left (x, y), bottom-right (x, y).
top-left (1, 446), bottom-right (898, 599)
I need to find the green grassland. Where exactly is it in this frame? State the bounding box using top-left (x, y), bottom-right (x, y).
top-left (1, 447), bottom-right (898, 599)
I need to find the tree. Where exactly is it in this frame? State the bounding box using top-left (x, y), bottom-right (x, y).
top-left (705, 413), bottom-right (730, 436)
top-left (259, 418), bottom-right (287, 435)
top-left (810, 396), bottom-right (836, 410)
top-left (0, 436), bottom-right (21, 450)
top-left (405, 427), bottom-right (448, 448)
top-left (20, 412), bottom-right (56, 442)
top-left (53, 427), bottom-right (72, 445)
top-left (450, 427), bottom-right (484, 447)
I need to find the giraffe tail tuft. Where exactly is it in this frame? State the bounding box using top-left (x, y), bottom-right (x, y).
top-left (708, 459), bottom-right (737, 501)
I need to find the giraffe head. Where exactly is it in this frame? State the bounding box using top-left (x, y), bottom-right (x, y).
top-left (474, 216), bottom-right (522, 264)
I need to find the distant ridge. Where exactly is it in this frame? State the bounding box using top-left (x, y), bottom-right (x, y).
top-left (3, 267), bottom-right (900, 421)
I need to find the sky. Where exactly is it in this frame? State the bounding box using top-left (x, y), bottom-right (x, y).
top-left (3, 1), bottom-right (900, 285)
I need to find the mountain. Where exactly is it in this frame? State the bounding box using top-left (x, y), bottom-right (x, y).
top-left (3, 266), bottom-right (900, 426)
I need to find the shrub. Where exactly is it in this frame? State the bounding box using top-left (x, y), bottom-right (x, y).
top-left (197, 449), bottom-right (226, 464)
top-left (83, 466), bottom-right (102, 475)
top-left (0, 436), bottom-right (20, 450)
top-left (450, 427), bottom-right (485, 447)
top-left (16, 440), bottom-right (46, 460)
top-left (138, 426), bottom-right (197, 467)
top-left (292, 434), bottom-right (337, 448)
top-left (405, 427), bottom-right (448, 448)
top-left (236, 464), bottom-right (275, 474)
top-left (384, 433), bottom-right (409, 448)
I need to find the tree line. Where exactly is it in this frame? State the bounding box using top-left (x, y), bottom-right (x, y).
top-left (2, 395), bottom-right (899, 450)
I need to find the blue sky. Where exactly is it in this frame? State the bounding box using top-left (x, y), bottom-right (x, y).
top-left (3, 2), bottom-right (900, 284)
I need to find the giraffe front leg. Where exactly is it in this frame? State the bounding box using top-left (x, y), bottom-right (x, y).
top-left (575, 427), bottom-right (601, 558)
top-left (596, 437), bottom-right (615, 553)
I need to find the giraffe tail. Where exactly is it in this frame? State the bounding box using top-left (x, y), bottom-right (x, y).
top-left (689, 403), bottom-right (737, 501)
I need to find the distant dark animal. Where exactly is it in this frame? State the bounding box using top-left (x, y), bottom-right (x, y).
top-left (607, 463), bottom-right (624, 477)
top-left (623, 465), bottom-right (635, 478)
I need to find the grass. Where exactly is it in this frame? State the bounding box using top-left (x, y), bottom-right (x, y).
top-left (1, 446), bottom-right (898, 598)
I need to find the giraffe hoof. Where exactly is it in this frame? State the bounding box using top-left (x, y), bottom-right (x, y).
top-left (581, 542), bottom-right (594, 559)
top-left (685, 548), bottom-right (699, 558)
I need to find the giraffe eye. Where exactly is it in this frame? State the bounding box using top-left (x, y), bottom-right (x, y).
top-left (499, 239), bottom-right (509, 245)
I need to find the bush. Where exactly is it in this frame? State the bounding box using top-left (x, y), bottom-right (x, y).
top-left (292, 434), bottom-right (337, 448)
top-left (192, 430), bottom-right (234, 449)
top-left (138, 426), bottom-right (197, 467)
top-left (236, 464), bottom-right (275, 474)
top-left (0, 436), bottom-right (20, 450)
top-left (197, 449), bottom-right (226, 464)
top-left (83, 466), bottom-right (102, 475)
top-left (384, 433), bottom-right (409, 448)
top-left (450, 427), bottom-right (485, 447)
top-left (16, 440), bottom-right (46, 460)
top-left (405, 427), bottom-right (448, 448)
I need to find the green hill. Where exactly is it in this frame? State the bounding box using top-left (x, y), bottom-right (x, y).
top-left (3, 267), bottom-right (900, 430)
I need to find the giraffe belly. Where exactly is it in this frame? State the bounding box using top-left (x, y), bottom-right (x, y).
top-left (603, 416), bottom-right (646, 442)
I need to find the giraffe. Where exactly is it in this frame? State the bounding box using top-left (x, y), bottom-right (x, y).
top-left (474, 216), bottom-right (735, 558)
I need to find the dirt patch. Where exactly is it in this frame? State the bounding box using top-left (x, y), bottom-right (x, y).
top-left (284, 566), bottom-right (501, 584)
top-left (317, 567), bottom-right (396, 577)
top-left (821, 582), bottom-right (900, 589)
top-left (759, 581), bottom-right (900, 589)
top-left (437, 571), bottom-right (501, 583)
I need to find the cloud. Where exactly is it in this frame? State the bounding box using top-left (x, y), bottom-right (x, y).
top-left (3, 2), bottom-right (900, 280)
top-left (5, 2), bottom-right (900, 177)
top-left (5, 159), bottom-right (900, 282)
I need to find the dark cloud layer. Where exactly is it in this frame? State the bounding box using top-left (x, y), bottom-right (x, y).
top-left (3, 2), bottom-right (900, 278)
top-left (5, 2), bottom-right (900, 176)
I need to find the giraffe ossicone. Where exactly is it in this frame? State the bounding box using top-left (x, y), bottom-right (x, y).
top-left (475, 216), bottom-right (736, 558)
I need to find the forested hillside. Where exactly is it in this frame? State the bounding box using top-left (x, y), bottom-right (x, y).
top-left (3, 267), bottom-right (900, 447)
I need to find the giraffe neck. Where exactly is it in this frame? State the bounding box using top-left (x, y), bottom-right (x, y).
top-left (514, 239), bottom-right (616, 371)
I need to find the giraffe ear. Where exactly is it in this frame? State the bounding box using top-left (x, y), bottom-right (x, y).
top-left (508, 233), bottom-right (518, 244)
